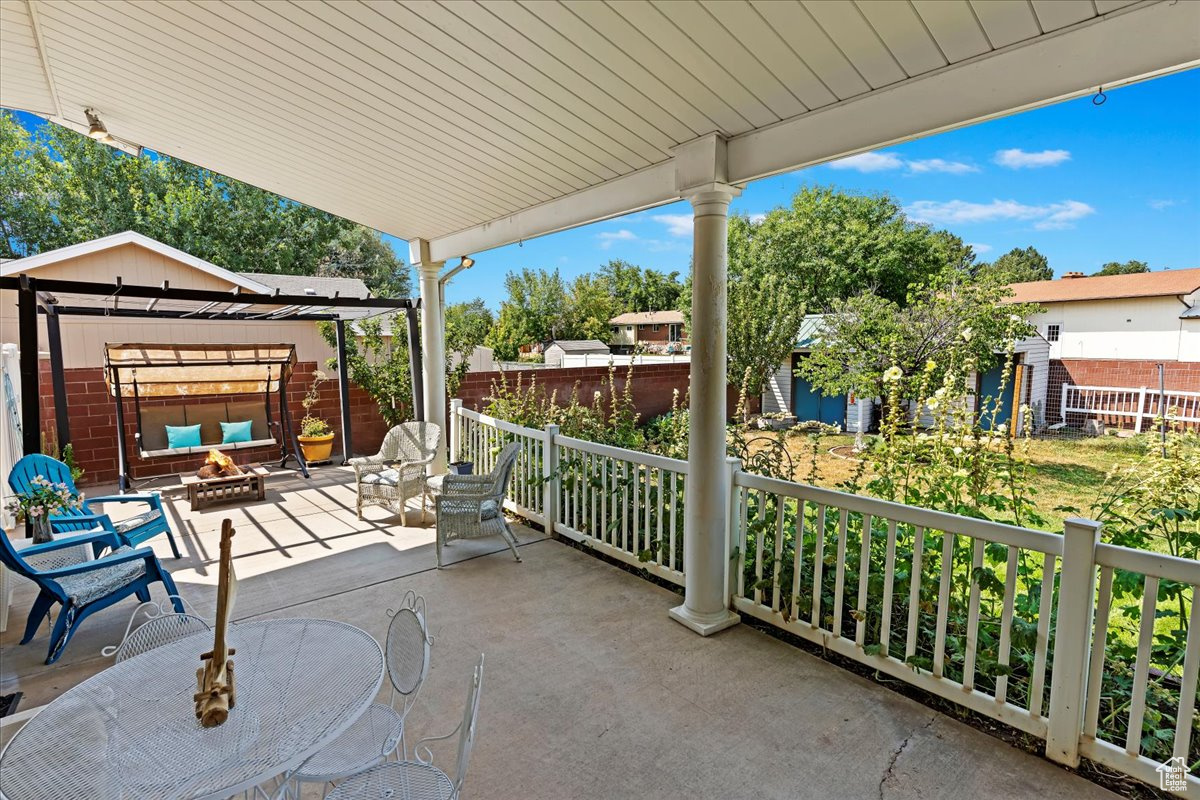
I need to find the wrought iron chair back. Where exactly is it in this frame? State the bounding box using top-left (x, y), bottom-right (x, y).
top-left (385, 590), bottom-right (433, 702)
top-left (102, 596), bottom-right (211, 662)
top-left (452, 654), bottom-right (485, 794)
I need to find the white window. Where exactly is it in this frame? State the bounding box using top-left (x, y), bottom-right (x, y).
top-left (626, 326), bottom-right (633, 332)
top-left (1046, 324), bottom-right (1061, 342)
top-left (669, 324), bottom-right (682, 342)
top-left (652, 324), bottom-right (660, 332)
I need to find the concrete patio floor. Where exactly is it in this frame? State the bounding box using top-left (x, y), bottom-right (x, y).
top-left (1, 468), bottom-right (1115, 799)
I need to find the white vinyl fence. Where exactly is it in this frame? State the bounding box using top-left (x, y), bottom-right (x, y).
top-left (1061, 384), bottom-right (1200, 431)
top-left (453, 402), bottom-right (1199, 796)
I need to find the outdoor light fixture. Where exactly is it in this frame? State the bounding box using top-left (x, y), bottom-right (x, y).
top-left (83, 108), bottom-right (113, 143)
top-left (459, 256), bottom-right (475, 269)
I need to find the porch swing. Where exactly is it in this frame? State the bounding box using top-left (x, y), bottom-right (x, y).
top-left (103, 343), bottom-right (308, 486)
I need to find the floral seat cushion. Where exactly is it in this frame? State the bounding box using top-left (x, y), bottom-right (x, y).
top-left (55, 546), bottom-right (147, 606)
top-left (437, 498), bottom-right (500, 520)
top-left (361, 469), bottom-right (401, 487)
top-left (112, 508), bottom-right (163, 535)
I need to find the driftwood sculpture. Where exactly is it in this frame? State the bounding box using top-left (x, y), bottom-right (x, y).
top-left (194, 519), bottom-right (238, 727)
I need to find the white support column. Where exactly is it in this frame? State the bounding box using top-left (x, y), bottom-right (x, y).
top-left (669, 168), bottom-right (741, 636)
top-left (413, 240), bottom-right (448, 473)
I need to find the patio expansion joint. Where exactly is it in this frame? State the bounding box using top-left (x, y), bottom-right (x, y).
top-left (878, 712), bottom-right (938, 799)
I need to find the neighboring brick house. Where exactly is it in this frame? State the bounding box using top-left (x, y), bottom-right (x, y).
top-left (1005, 269), bottom-right (1200, 430)
top-left (609, 311), bottom-right (686, 354)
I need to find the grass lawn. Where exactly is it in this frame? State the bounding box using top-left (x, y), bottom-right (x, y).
top-left (765, 429), bottom-right (1175, 533)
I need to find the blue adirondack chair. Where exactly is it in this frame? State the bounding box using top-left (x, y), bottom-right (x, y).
top-left (0, 528), bottom-right (183, 663)
top-left (7, 454), bottom-right (181, 558)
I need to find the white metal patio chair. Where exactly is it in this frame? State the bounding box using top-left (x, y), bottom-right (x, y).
top-left (101, 596), bottom-right (210, 662)
top-left (433, 442), bottom-right (521, 568)
top-left (351, 423), bottom-right (442, 525)
top-left (325, 654), bottom-right (484, 800)
top-left (288, 591), bottom-right (434, 796)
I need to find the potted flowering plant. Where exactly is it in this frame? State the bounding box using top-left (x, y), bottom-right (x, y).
top-left (298, 370), bottom-right (336, 462)
top-left (5, 475), bottom-right (85, 544)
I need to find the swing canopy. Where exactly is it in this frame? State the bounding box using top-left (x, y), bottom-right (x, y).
top-left (103, 343), bottom-right (297, 398)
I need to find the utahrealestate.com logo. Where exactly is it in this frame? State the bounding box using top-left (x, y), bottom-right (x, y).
top-left (1158, 756), bottom-right (1189, 792)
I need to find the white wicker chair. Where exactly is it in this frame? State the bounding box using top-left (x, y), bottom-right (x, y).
top-left (351, 423), bottom-right (442, 524)
top-left (289, 591), bottom-right (433, 796)
top-left (325, 654), bottom-right (484, 800)
top-left (434, 442), bottom-right (521, 569)
top-left (101, 596), bottom-right (210, 662)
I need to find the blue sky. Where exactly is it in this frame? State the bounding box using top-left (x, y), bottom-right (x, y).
top-left (436, 67), bottom-right (1199, 308)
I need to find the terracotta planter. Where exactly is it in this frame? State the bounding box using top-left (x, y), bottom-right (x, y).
top-left (298, 433), bottom-right (335, 462)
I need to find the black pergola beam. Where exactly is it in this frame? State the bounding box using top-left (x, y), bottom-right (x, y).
top-left (42, 303), bottom-right (71, 453)
top-left (335, 319), bottom-right (353, 465)
top-left (0, 275), bottom-right (419, 311)
top-left (406, 306), bottom-right (424, 422)
top-left (17, 276), bottom-right (40, 456)
top-left (40, 305), bottom-right (343, 322)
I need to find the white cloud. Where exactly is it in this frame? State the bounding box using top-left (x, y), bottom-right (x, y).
top-left (906, 198), bottom-right (1095, 230)
top-left (829, 151), bottom-right (977, 175)
top-left (596, 229), bottom-right (637, 249)
top-left (968, 243), bottom-right (993, 255)
top-left (993, 148), bottom-right (1071, 169)
top-left (907, 158), bottom-right (979, 175)
top-left (653, 214), bottom-right (694, 237)
top-left (828, 152), bottom-right (905, 172)
top-left (1149, 199), bottom-right (1177, 210)
top-left (748, 213), bottom-right (767, 224)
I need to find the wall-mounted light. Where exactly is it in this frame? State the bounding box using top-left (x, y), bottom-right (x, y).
top-left (459, 256), bottom-right (475, 269)
top-left (83, 108), bottom-right (113, 143)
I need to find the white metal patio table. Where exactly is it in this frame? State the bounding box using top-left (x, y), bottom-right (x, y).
top-left (0, 617), bottom-right (384, 800)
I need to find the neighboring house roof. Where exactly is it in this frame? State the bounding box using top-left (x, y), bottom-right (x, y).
top-left (1181, 304), bottom-right (1200, 319)
top-left (795, 314), bottom-right (828, 349)
top-left (0, 230), bottom-right (273, 294)
top-left (546, 340), bottom-right (610, 353)
top-left (243, 272), bottom-right (371, 299)
top-left (609, 310), bottom-right (685, 325)
top-left (1005, 268), bottom-right (1200, 304)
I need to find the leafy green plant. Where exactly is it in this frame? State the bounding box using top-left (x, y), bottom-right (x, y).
top-left (298, 370), bottom-right (332, 438)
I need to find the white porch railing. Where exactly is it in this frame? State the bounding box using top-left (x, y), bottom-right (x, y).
top-left (1060, 383), bottom-right (1200, 431)
top-left (453, 402), bottom-right (1198, 795)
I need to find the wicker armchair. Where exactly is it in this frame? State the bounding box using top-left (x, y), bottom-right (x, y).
top-left (434, 442), bottom-right (521, 568)
top-left (351, 422), bottom-right (441, 524)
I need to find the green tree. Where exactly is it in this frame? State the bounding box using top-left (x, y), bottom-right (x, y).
top-left (976, 246), bottom-right (1052, 284)
top-left (723, 213), bottom-right (811, 398)
top-left (569, 273), bottom-right (621, 342)
top-left (800, 276), bottom-right (1039, 401)
top-left (1092, 259), bottom-right (1150, 276)
top-left (1, 111), bottom-right (405, 286)
top-left (741, 186), bottom-right (955, 310)
top-left (597, 259), bottom-right (683, 312)
top-left (445, 299), bottom-right (494, 396)
top-left (318, 317), bottom-right (412, 429)
top-left (318, 226), bottom-right (411, 298)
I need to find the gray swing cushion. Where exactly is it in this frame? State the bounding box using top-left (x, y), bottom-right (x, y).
top-left (112, 508), bottom-right (164, 535)
top-left (55, 546), bottom-right (147, 606)
top-left (138, 400), bottom-right (276, 458)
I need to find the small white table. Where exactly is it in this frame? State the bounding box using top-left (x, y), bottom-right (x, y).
top-left (0, 618), bottom-right (385, 800)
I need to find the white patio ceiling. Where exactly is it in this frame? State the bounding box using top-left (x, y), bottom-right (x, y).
top-left (1, 0), bottom-right (1197, 261)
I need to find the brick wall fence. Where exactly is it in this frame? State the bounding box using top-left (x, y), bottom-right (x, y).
top-left (1046, 358), bottom-right (1200, 428)
top-left (38, 361), bottom-right (389, 485)
top-left (455, 363), bottom-right (756, 421)
top-left (38, 360), bottom-right (757, 486)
